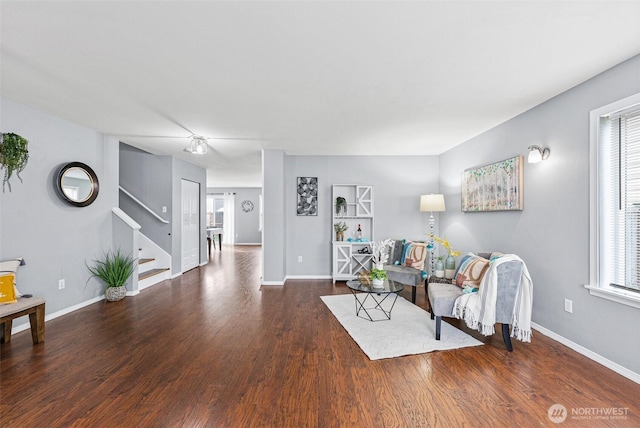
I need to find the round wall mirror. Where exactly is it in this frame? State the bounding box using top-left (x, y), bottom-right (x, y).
top-left (55, 162), bottom-right (99, 207)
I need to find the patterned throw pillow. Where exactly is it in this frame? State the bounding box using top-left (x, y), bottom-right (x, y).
top-left (0, 258), bottom-right (23, 298)
top-left (401, 241), bottom-right (428, 271)
top-left (455, 254), bottom-right (490, 288)
top-left (0, 273), bottom-right (17, 304)
top-left (452, 253), bottom-right (473, 280)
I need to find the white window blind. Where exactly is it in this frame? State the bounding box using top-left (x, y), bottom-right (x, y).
top-left (602, 108), bottom-right (640, 291)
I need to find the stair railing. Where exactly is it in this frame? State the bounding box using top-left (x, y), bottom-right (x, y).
top-left (119, 186), bottom-right (169, 224)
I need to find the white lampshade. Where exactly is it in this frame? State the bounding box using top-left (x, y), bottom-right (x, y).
top-left (528, 145), bottom-right (550, 163)
top-left (420, 194), bottom-right (446, 212)
top-left (528, 147), bottom-right (542, 163)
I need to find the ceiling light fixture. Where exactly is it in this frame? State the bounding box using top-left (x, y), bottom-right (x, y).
top-left (184, 135), bottom-right (208, 155)
top-left (527, 145), bottom-right (550, 163)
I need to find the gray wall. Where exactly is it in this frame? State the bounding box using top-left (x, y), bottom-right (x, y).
top-left (0, 97), bottom-right (119, 328)
top-left (119, 143), bottom-right (172, 252)
top-left (207, 187), bottom-right (262, 244)
top-left (119, 143), bottom-right (207, 274)
top-left (439, 54), bottom-right (640, 374)
top-left (272, 154), bottom-right (440, 278)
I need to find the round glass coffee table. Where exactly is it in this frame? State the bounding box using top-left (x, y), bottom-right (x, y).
top-left (345, 279), bottom-right (404, 321)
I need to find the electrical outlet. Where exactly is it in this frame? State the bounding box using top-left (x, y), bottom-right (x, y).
top-left (564, 299), bottom-right (573, 313)
top-left (298, 256), bottom-right (303, 263)
top-left (58, 279), bottom-right (65, 290)
top-left (162, 206), bottom-right (167, 213)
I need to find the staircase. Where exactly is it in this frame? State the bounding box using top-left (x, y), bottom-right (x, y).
top-left (139, 258), bottom-right (169, 285)
top-left (137, 233), bottom-right (171, 290)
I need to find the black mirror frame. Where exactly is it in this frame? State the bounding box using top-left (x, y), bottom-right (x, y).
top-left (55, 162), bottom-right (99, 207)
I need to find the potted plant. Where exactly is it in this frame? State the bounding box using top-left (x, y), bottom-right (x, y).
top-left (370, 268), bottom-right (388, 288)
top-left (87, 249), bottom-right (136, 302)
top-left (0, 132), bottom-right (29, 192)
top-left (334, 221), bottom-right (348, 241)
top-left (369, 239), bottom-right (393, 270)
top-left (335, 196), bottom-right (347, 216)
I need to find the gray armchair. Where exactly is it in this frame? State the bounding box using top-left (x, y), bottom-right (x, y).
top-left (384, 239), bottom-right (428, 304)
top-left (427, 252), bottom-right (529, 351)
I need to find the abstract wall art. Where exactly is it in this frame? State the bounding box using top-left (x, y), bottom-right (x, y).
top-left (297, 177), bottom-right (318, 215)
top-left (462, 155), bottom-right (523, 212)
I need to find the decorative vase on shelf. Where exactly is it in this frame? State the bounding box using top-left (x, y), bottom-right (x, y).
top-left (445, 255), bottom-right (456, 280)
top-left (435, 258), bottom-right (445, 278)
top-left (336, 231), bottom-right (344, 241)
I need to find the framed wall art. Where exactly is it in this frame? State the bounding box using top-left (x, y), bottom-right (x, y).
top-left (297, 177), bottom-right (318, 215)
top-left (462, 155), bottom-right (523, 212)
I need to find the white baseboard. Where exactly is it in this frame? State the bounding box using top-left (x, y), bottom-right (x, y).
top-left (11, 295), bottom-right (105, 335)
top-left (532, 322), bottom-right (640, 384)
top-left (260, 275), bottom-right (332, 286)
top-left (261, 280), bottom-right (285, 286)
top-left (235, 243), bottom-right (262, 246)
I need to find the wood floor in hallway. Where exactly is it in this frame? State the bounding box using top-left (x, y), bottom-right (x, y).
top-left (1, 245), bottom-right (639, 427)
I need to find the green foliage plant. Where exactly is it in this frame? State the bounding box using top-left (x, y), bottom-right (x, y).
top-left (370, 269), bottom-right (388, 281)
top-left (335, 196), bottom-right (347, 215)
top-left (334, 222), bottom-right (349, 232)
top-left (86, 249), bottom-right (136, 290)
top-left (0, 132), bottom-right (29, 192)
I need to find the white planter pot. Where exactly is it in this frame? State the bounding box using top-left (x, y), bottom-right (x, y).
top-left (435, 269), bottom-right (445, 278)
top-left (372, 278), bottom-right (384, 288)
top-left (445, 269), bottom-right (456, 280)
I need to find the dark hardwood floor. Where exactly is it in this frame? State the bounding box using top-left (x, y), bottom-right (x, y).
top-left (1, 245), bottom-right (639, 427)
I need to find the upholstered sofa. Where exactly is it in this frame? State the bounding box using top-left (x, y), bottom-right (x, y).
top-left (384, 239), bottom-right (428, 304)
top-left (427, 252), bottom-right (532, 351)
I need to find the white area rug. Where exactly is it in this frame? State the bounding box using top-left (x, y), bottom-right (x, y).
top-left (320, 293), bottom-right (483, 360)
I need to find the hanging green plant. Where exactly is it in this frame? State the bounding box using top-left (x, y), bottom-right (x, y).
top-left (0, 132), bottom-right (29, 192)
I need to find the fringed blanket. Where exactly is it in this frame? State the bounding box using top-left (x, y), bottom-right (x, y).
top-left (452, 254), bottom-right (533, 342)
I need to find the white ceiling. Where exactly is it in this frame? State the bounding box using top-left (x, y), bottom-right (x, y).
top-left (2, 1), bottom-right (640, 187)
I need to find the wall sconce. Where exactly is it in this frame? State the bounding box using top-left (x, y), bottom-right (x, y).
top-left (527, 145), bottom-right (550, 163)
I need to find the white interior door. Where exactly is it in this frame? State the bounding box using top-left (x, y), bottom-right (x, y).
top-left (181, 179), bottom-right (200, 272)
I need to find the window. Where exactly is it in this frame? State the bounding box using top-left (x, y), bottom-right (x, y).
top-left (589, 93), bottom-right (640, 308)
top-left (206, 194), bottom-right (225, 228)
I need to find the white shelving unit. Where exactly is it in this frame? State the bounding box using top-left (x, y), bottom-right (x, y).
top-left (332, 184), bottom-right (374, 283)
